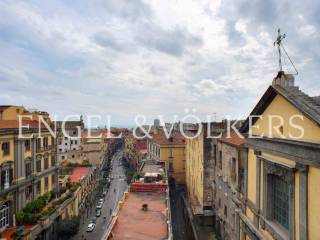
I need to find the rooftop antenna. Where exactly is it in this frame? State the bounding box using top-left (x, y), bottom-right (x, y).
top-left (273, 28), bottom-right (298, 75)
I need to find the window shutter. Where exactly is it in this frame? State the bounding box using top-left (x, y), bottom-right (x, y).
top-left (9, 168), bottom-right (13, 184)
top-left (1, 170), bottom-right (5, 188)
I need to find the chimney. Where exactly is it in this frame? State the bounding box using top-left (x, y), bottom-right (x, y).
top-left (272, 71), bottom-right (295, 88)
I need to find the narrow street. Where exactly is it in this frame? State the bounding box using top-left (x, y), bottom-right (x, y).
top-left (73, 150), bottom-right (128, 240)
top-left (170, 185), bottom-right (189, 240)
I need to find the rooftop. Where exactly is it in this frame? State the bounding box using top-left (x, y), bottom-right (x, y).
top-left (82, 129), bottom-right (114, 139)
top-left (152, 133), bottom-right (185, 146)
top-left (0, 120), bottom-right (47, 130)
top-left (69, 167), bottom-right (90, 183)
top-left (219, 130), bottom-right (245, 147)
top-left (110, 192), bottom-right (168, 240)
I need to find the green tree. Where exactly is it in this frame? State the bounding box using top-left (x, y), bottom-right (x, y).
top-left (57, 217), bottom-right (80, 239)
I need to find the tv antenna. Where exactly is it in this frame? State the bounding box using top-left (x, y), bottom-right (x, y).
top-left (273, 28), bottom-right (298, 75)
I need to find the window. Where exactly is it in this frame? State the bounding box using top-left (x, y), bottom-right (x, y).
top-left (75, 140), bottom-right (78, 145)
top-left (224, 206), bottom-right (228, 217)
top-left (36, 181), bottom-right (41, 194)
top-left (25, 162), bottom-right (32, 178)
top-left (51, 156), bottom-right (55, 166)
top-left (25, 185), bottom-right (33, 200)
top-left (1, 142), bottom-right (10, 156)
top-left (231, 157), bottom-right (236, 183)
top-left (44, 177), bottom-right (49, 191)
top-left (213, 144), bottom-right (217, 165)
top-left (72, 155), bottom-right (75, 158)
top-left (1, 168), bottom-right (13, 190)
top-left (71, 140), bottom-right (73, 144)
top-left (36, 138), bottom-right (41, 152)
top-left (218, 198), bottom-right (221, 208)
top-left (0, 203), bottom-right (9, 230)
top-left (24, 140), bottom-right (30, 151)
top-left (65, 143), bottom-right (67, 146)
top-left (51, 175), bottom-right (55, 186)
top-left (219, 151), bottom-right (222, 170)
top-left (271, 175), bottom-right (289, 229)
top-left (43, 137), bottom-right (48, 148)
top-left (36, 159), bottom-right (41, 172)
top-left (168, 148), bottom-right (173, 158)
top-left (61, 156), bottom-right (65, 160)
top-left (44, 157), bottom-right (49, 169)
top-left (168, 162), bottom-right (174, 172)
top-left (279, 125), bottom-right (284, 135)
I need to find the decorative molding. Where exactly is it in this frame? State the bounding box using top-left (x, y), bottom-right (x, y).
top-left (247, 137), bottom-right (320, 167)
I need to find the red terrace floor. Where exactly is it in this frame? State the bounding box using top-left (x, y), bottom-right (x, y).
top-left (70, 167), bottom-right (90, 183)
top-left (111, 192), bottom-right (168, 240)
top-left (1, 225), bottom-right (33, 240)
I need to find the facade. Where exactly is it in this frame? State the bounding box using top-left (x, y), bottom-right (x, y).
top-left (0, 108), bottom-right (58, 234)
top-left (69, 166), bottom-right (96, 214)
top-left (81, 129), bottom-right (110, 167)
top-left (185, 122), bottom-right (225, 216)
top-left (239, 72), bottom-right (320, 240)
top-left (56, 119), bottom-right (83, 164)
top-left (147, 133), bottom-right (186, 184)
top-left (213, 131), bottom-right (246, 240)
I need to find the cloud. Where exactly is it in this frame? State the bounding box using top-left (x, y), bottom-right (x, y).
top-left (135, 24), bottom-right (203, 56)
top-left (194, 79), bottom-right (232, 96)
top-left (0, 0), bottom-right (319, 125)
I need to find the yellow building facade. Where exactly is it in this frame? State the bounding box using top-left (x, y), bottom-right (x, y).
top-left (239, 73), bottom-right (320, 240)
top-left (148, 133), bottom-right (186, 184)
top-left (186, 130), bottom-right (204, 214)
top-left (0, 106), bottom-right (58, 233)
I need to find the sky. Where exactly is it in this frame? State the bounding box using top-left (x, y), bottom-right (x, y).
top-left (0, 0), bottom-right (319, 126)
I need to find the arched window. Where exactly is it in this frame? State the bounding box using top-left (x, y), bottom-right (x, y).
top-left (0, 202), bottom-right (9, 230)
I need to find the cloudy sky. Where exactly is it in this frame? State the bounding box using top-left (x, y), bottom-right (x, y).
top-left (0, 0), bottom-right (319, 126)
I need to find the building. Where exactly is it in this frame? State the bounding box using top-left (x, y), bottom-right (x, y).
top-left (0, 105), bottom-right (51, 124)
top-left (55, 119), bottom-right (83, 164)
top-left (185, 122), bottom-right (227, 217)
top-left (239, 72), bottom-right (320, 240)
top-left (105, 162), bottom-right (170, 240)
top-left (81, 129), bottom-right (110, 167)
top-left (0, 108), bottom-right (58, 234)
top-left (147, 133), bottom-right (186, 184)
top-left (68, 166), bottom-right (96, 214)
top-left (213, 131), bottom-right (246, 240)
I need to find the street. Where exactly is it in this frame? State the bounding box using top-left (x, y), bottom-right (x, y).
top-left (73, 150), bottom-right (128, 240)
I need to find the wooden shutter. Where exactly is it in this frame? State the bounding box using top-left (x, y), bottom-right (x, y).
top-left (9, 168), bottom-right (13, 184)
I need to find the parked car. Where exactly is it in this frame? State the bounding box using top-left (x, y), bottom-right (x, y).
top-left (87, 223), bottom-right (95, 232)
top-left (98, 198), bottom-right (104, 204)
top-left (96, 209), bottom-right (101, 217)
top-left (96, 202), bottom-right (103, 209)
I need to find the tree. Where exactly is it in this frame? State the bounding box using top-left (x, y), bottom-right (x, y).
top-left (57, 217), bottom-right (80, 239)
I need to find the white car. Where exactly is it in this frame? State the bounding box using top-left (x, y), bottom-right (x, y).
top-left (96, 202), bottom-right (103, 209)
top-left (98, 198), bottom-right (104, 204)
top-left (87, 223), bottom-right (95, 232)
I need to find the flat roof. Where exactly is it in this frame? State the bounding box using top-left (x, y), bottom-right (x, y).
top-left (69, 167), bottom-right (90, 183)
top-left (111, 192), bottom-right (168, 240)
